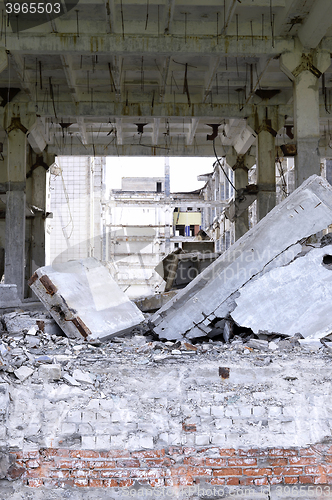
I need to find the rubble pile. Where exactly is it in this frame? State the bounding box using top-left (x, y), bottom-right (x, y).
top-left (0, 309), bottom-right (331, 389)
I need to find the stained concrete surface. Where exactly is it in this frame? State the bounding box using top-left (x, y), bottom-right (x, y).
top-left (231, 245), bottom-right (332, 339)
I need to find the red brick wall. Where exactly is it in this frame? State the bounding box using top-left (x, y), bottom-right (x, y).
top-left (10, 445), bottom-right (332, 489)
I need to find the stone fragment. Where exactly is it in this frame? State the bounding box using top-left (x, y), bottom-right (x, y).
top-left (28, 257), bottom-right (144, 342)
top-left (38, 364), bottom-right (61, 381)
top-left (14, 366), bottom-right (34, 382)
top-left (62, 373), bottom-right (81, 386)
top-left (246, 339), bottom-right (269, 351)
top-left (72, 369), bottom-right (95, 384)
top-left (26, 325), bottom-right (38, 336)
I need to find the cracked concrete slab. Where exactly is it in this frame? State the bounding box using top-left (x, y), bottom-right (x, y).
top-left (28, 258), bottom-right (144, 342)
top-left (151, 175), bottom-right (332, 340)
top-left (231, 245), bottom-right (332, 339)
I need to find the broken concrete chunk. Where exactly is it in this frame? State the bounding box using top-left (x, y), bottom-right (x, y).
top-left (231, 245), bottom-right (332, 339)
top-left (72, 369), bottom-right (95, 385)
top-left (38, 364), bottom-right (61, 381)
top-left (28, 258), bottom-right (145, 342)
top-left (3, 313), bottom-right (62, 336)
top-left (62, 373), bottom-right (81, 386)
top-left (14, 366), bottom-right (34, 382)
top-left (151, 176), bottom-right (332, 341)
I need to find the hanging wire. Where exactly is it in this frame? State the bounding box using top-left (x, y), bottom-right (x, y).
top-left (57, 158), bottom-right (74, 239)
top-left (212, 138), bottom-right (238, 192)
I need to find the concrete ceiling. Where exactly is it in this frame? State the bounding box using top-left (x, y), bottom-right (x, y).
top-left (0, 0), bottom-right (332, 157)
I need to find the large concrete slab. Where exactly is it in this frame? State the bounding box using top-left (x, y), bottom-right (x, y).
top-left (28, 258), bottom-right (144, 342)
top-left (231, 245), bottom-right (332, 339)
top-left (151, 175), bottom-right (332, 340)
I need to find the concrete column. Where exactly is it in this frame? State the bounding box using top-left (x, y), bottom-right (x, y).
top-left (256, 128), bottom-right (276, 221)
top-left (248, 106), bottom-right (279, 221)
top-left (3, 105), bottom-right (40, 299)
top-left (280, 49), bottom-right (331, 187)
top-left (4, 124), bottom-right (27, 299)
top-left (227, 150), bottom-right (255, 240)
top-left (234, 167), bottom-right (249, 240)
top-left (27, 150), bottom-right (55, 275)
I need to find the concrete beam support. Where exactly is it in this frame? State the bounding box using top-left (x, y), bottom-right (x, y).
top-left (256, 129), bottom-right (276, 221)
top-left (280, 50), bottom-right (331, 187)
top-left (29, 151), bottom-right (55, 274)
top-left (249, 107), bottom-right (278, 221)
top-left (3, 106), bottom-right (37, 299)
top-left (226, 150), bottom-right (255, 240)
top-left (4, 128), bottom-right (27, 299)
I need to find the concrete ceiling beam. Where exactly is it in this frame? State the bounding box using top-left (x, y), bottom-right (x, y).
top-left (3, 33), bottom-right (295, 56)
top-left (298, 0), bottom-right (332, 49)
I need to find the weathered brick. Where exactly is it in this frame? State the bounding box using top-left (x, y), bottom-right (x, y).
top-left (165, 476), bottom-right (194, 486)
top-left (269, 476), bottom-right (283, 485)
top-left (205, 458), bottom-right (227, 467)
top-left (274, 467), bottom-right (303, 475)
top-left (70, 450), bottom-right (100, 459)
top-left (284, 476), bottom-right (299, 484)
top-left (89, 479), bottom-right (104, 487)
top-left (213, 468), bottom-right (242, 476)
top-left (99, 450), bottom-right (130, 459)
top-left (100, 469), bottom-right (130, 478)
top-left (228, 458), bottom-right (257, 466)
top-left (268, 458), bottom-right (288, 466)
top-left (118, 479), bottom-right (134, 487)
top-left (238, 448), bottom-right (268, 457)
top-left (211, 477), bottom-right (226, 485)
top-left (73, 479), bottom-right (89, 487)
top-left (183, 457), bottom-right (206, 466)
top-left (130, 468), bottom-right (165, 479)
top-left (187, 466), bottom-right (212, 476)
top-left (269, 449), bottom-right (297, 457)
top-left (289, 456), bottom-right (317, 466)
top-left (87, 460), bottom-right (116, 469)
top-left (240, 477), bottom-right (254, 485)
top-left (116, 459), bottom-right (140, 468)
top-left (299, 475), bottom-right (315, 484)
top-left (225, 477), bottom-right (239, 485)
top-left (132, 449), bottom-right (165, 459)
top-left (104, 479), bottom-right (118, 487)
top-left (219, 448), bottom-right (236, 457)
top-left (254, 477), bottom-right (269, 486)
top-left (49, 470), bottom-right (71, 479)
top-left (243, 468), bottom-right (272, 476)
top-left (27, 478), bottom-right (43, 487)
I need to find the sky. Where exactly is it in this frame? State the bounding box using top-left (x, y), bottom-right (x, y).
top-left (105, 156), bottom-right (215, 194)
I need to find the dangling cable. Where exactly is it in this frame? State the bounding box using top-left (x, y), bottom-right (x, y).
top-left (212, 138), bottom-right (238, 192)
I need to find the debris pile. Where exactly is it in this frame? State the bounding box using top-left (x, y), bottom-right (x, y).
top-left (0, 307), bottom-right (331, 390)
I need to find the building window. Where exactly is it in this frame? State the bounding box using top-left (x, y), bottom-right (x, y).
top-left (156, 182), bottom-right (162, 193)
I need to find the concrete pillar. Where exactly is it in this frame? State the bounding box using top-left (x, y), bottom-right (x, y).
top-left (280, 49), bottom-right (331, 187)
top-left (256, 128), bottom-right (276, 221)
top-left (227, 150), bottom-right (255, 240)
top-left (3, 105), bottom-right (39, 299)
top-left (27, 150), bottom-right (55, 276)
top-left (248, 106), bottom-right (279, 221)
top-left (4, 121), bottom-right (27, 299)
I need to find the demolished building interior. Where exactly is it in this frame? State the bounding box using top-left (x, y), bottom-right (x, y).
top-left (3, 0), bottom-right (332, 498)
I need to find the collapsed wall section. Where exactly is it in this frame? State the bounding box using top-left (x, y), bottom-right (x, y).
top-left (151, 175), bottom-right (332, 340)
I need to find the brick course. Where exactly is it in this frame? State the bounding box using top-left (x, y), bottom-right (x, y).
top-left (10, 445), bottom-right (332, 489)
